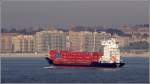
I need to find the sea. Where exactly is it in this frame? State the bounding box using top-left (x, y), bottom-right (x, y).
top-left (1, 57), bottom-right (149, 83)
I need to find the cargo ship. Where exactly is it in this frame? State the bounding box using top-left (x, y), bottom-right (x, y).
top-left (45, 38), bottom-right (125, 68)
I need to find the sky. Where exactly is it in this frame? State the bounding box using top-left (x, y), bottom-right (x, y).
top-left (1, 0), bottom-right (149, 29)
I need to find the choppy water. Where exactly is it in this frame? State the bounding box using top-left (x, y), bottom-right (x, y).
top-left (1, 57), bottom-right (149, 83)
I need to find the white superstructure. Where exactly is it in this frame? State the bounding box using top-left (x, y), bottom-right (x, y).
top-left (100, 38), bottom-right (121, 63)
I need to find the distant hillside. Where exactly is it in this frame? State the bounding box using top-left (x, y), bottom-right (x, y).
top-left (2, 24), bottom-right (148, 35)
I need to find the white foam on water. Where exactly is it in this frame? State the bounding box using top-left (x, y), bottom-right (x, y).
top-left (43, 66), bottom-right (55, 69)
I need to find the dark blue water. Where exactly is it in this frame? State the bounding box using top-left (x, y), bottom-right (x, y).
top-left (1, 57), bottom-right (149, 83)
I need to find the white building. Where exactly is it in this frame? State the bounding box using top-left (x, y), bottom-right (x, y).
top-left (1, 33), bottom-right (18, 53)
top-left (34, 30), bottom-right (67, 53)
top-left (12, 35), bottom-right (34, 53)
top-left (68, 31), bottom-right (111, 52)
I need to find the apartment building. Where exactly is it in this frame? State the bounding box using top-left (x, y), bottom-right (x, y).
top-left (34, 30), bottom-right (67, 53)
top-left (12, 35), bottom-right (34, 53)
top-left (1, 33), bottom-right (18, 53)
top-left (94, 32), bottom-right (111, 52)
top-left (68, 31), bottom-right (111, 52)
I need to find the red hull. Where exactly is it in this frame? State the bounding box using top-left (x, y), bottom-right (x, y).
top-left (49, 50), bottom-right (103, 65)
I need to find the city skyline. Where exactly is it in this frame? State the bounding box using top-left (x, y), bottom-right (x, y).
top-left (1, 0), bottom-right (149, 29)
top-left (1, 1), bottom-right (149, 83)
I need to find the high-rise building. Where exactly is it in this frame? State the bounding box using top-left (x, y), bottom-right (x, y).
top-left (34, 31), bottom-right (51, 53)
top-left (68, 31), bottom-right (111, 52)
top-left (94, 32), bottom-right (111, 52)
top-left (1, 33), bottom-right (18, 53)
top-left (12, 35), bottom-right (34, 53)
top-left (34, 30), bottom-right (67, 53)
top-left (69, 31), bottom-right (82, 51)
top-left (50, 30), bottom-right (67, 50)
top-left (81, 31), bottom-right (93, 52)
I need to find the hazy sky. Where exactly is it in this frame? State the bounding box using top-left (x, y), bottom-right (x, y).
top-left (1, 0), bottom-right (149, 29)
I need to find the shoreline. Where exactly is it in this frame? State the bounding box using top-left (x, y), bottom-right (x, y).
top-left (1, 53), bottom-right (48, 58)
top-left (120, 53), bottom-right (149, 58)
top-left (1, 53), bottom-right (149, 58)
